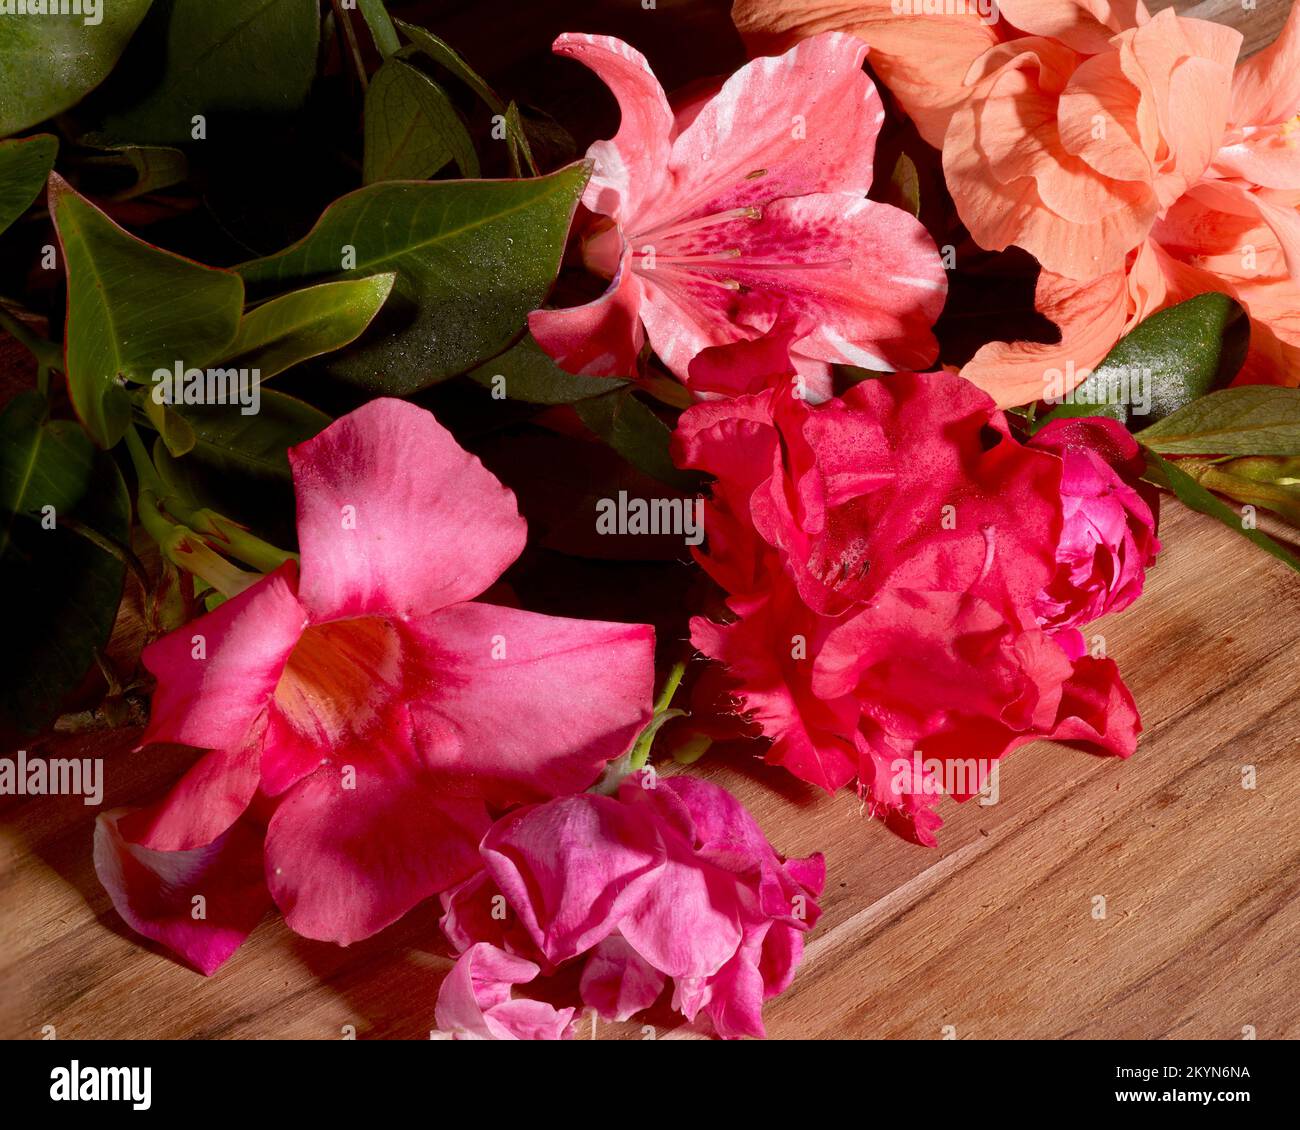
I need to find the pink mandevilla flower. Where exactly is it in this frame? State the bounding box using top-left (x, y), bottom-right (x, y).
top-left (528, 31), bottom-right (948, 398)
top-left (95, 398), bottom-right (655, 974)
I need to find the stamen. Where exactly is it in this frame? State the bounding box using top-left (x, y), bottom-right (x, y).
top-left (643, 249), bottom-right (743, 266)
top-left (630, 206), bottom-right (761, 243)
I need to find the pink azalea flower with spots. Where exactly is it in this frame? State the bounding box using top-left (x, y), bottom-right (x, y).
top-left (529, 31), bottom-right (947, 397)
top-left (94, 399), bottom-right (655, 973)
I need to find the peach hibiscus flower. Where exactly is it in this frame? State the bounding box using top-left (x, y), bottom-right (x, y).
top-left (732, 0), bottom-right (1300, 405)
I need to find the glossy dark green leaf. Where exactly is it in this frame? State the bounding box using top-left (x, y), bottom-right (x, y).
top-left (97, 0), bottom-right (320, 144)
top-left (1038, 293), bottom-right (1250, 429)
top-left (1135, 387), bottom-right (1300, 456)
top-left (0, 393), bottom-right (130, 733)
top-left (0, 135), bottom-right (57, 235)
top-left (576, 389), bottom-right (701, 492)
top-left (467, 335), bottom-right (627, 404)
top-left (364, 59), bottom-right (478, 183)
top-left (0, 0), bottom-right (153, 137)
top-left (237, 162), bottom-right (590, 394)
top-left (224, 274), bottom-right (396, 381)
top-left (1144, 451), bottom-right (1300, 574)
top-left (50, 174), bottom-right (244, 447)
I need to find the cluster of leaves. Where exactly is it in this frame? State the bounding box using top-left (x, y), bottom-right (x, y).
top-left (0, 1), bottom-right (687, 737)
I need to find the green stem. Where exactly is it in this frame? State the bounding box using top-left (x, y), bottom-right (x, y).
top-left (172, 504), bottom-right (298, 573)
top-left (629, 659), bottom-right (688, 772)
top-left (122, 424), bottom-right (168, 497)
top-left (653, 659), bottom-right (687, 716)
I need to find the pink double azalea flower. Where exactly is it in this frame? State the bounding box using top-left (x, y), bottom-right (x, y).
top-left (95, 399), bottom-right (656, 973)
top-left (436, 776), bottom-right (824, 1040)
top-left (1028, 417), bottom-right (1161, 633)
top-left (674, 369), bottom-right (1158, 844)
top-left (529, 31), bottom-right (948, 397)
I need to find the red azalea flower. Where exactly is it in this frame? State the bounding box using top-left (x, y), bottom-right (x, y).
top-left (528, 32), bottom-right (947, 395)
top-left (673, 372), bottom-right (1145, 844)
top-left (95, 399), bottom-right (655, 973)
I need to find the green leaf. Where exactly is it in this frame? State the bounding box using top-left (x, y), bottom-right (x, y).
top-left (467, 335), bottom-right (627, 404)
top-left (0, 135), bottom-right (57, 236)
top-left (171, 387), bottom-right (330, 480)
top-left (395, 19), bottom-right (537, 174)
top-left (358, 0), bottom-right (401, 57)
top-left (1037, 293), bottom-right (1250, 429)
top-left (364, 58), bottom-right (478, 183)
top-left (84, 144), bottom-right (188, 201)
top-left (576, 389), bottom-right (701, 492)
top-left (1135, 387), bottom-right (1300, 456)
top-left (157, 388), bottom-right (331, 547)
top-left (501, 101), bottom-right (539, 178)
top-left (0, 392), bottom-right (130, 733)
top-left (141, 392), bottom-right (197, 457)
top-left (0, 0), bottom-right (153, 137)
top-left (97, 0), bottom-right (320, 144)
top-left (887, 152), bottom-right (921, 218)
top-left (1144, 451), bottom-right (1300, 575)
top-left (395, 19), bottom-right (504, 113)
top-left (237, 162), bottom-right (590, 394)
top-left (50, 174), bottom-right (244, 447)
top-left (223, 273), bottom-right (396, 381)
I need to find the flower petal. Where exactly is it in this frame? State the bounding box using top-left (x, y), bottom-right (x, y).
top-left (618, 845), bottom-right (744, 981)
top-left (1231, 0), bottom-right (1300, 127)
top-left (960, 265), bottom-right (1132, 408)
top-left (289, 398), bottom-right (526, 621)
top-left (552, 34), bottom-right (674, 221)
top-left (527, 251), bottom-right (646, 377)
top-left (480, 795), bottom-right (667, 964)
top-left (638, 192), bottom-right (945, 379)
top-left (579, 935), bottom-right (667, 1022)
top-left (139, 561), bottom-right (305, 752)
top-left (117, 722), bottom-right (264, 852)
top-left (645, 31), bottom-right (882, 232)
top-left (94, 808), bottom-right (271, 976)
top-left (407, 601), bottom-right (655, 805)
top-left (435, 943), bottom-right (574, 1040)
top-left (263, 735), bottom-right (489, 945)
top-left (996, 0), bottom-right (1149, 54)
top-left (732, 0), bottom-right (1003, 148)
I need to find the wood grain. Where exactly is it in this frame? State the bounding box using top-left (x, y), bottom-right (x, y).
top-left (2, 0), bottom-right (1298, 1041)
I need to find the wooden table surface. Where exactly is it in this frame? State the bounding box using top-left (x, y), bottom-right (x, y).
top-left (3, 0), bottom-right (1298, 1041)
